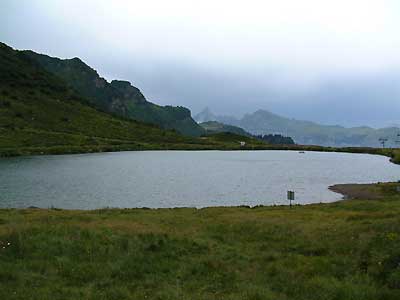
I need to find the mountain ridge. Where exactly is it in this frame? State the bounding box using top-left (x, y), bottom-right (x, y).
top-left (23, 50), bottom-right (204, 136)
top-left (194, 108), bottom-right (400, 147)
top-left (0, 41), bottom-right (272, 156)
top-left (0, 42), bottom-right (204, 154)
top-left (199, 121), bottom-right (252, 137)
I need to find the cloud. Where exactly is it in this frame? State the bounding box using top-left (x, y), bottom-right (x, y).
top-left (1, 0), bottom-right (400, 127)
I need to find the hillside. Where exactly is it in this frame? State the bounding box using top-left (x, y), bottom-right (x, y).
top-left (195, 108), bottom-right (400, 147)
top-left (0, 42), bottom-right (204, 155)
top-left (254, 134), bottom-right (295, 145)
top-left (203, 132), bottom-right (266, 146)
top-left (199, 121), bottom-right (252, 136)
top-left (23, 50), bottom-right (204, 137)
top-left (200, 121), bottom-right (295, 145)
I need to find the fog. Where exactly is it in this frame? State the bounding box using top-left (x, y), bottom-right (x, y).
top-left (2, 0), bottom-right (400, 127)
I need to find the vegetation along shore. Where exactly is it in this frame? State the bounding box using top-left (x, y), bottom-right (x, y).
top-left (1, 182), bottom-right (400, 299)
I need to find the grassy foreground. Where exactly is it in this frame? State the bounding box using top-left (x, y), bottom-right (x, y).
top-left (1, 184), bottom-right (400, 299)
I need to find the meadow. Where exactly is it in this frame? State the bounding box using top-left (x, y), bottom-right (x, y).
top-left (1, 183), bottom-right (400, 300)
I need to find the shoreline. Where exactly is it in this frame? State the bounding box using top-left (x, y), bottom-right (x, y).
top-left (329, 182), bottom-right (399, 200)
top-left (1, 144), bottom-right (398, 165)
top-left (2, 182), bottom-right (400, 299)
top-left (1, 182), bottom-right (393, 212)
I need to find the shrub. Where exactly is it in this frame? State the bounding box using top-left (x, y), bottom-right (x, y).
top-left (2, 101), bottom-right (11, 107)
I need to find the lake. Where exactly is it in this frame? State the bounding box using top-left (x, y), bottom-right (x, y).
top-left (0, 150), bottom-right (399, 209)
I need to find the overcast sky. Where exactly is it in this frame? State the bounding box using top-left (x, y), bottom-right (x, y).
top-left (2, 0), bottom-right (400, 127)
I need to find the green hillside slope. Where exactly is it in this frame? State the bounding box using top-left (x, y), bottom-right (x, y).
top-left (23, 51), bottom-right (204, 136)
top-left (0, 42), bottom-right (201, 156)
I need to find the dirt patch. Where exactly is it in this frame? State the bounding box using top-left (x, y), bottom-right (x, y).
top-left (329, 183), bottom-right (385, 200)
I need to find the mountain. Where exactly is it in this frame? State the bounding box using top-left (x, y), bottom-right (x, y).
top-left (0, 42), bottom-right (272, 156)
top-left (23, 51), bottom-right (204, 137)
top-left (200, 121), bottom-right (295, 145)
top-left (194, 108), bottom-right (239, 125)
top-left (0, 42), bottom-right (203, 155)
top-left (193, 107), bottom-right (217, 123)
top-left (195, 108), bottom-right (400, 147)
top-left (199, 121), bottom-right (251, 137)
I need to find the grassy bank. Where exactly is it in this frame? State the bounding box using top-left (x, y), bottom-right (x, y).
top-left (1, 137), bottom-right (399, 167)
top-left (1, 183), bottom-right (400, 299)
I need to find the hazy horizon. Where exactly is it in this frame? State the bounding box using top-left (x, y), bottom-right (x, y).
top-left (2, 0), bottom-right (400, 128)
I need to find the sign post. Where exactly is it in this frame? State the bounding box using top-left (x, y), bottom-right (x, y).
top-left (287, 191), bottom-right (295, 208)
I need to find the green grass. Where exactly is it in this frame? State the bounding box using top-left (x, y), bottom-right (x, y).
top-left (389, 149), bottom-right (400, 164)
top-left (1, 183), bottom-right (400, 299)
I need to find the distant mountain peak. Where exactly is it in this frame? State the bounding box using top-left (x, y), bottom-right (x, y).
top-left (110, 80), bottom-right (133, 87)
top-left (254, 109), bottom-right (275, 114)
top-left (194, 107), bottom-right (217, 123)
top-left (203, 106), bottom-right (213, 114)
top-left (193, 106), bottom-right (399, 147)
top-left (70, 57), bottom-right (84, 63)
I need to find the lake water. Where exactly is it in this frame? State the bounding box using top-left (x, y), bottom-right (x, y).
top-left (0, 150), bottom-right (399, 209)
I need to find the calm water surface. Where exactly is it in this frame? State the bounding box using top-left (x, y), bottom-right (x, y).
top-left (0, 150), bottom-right (399, 209)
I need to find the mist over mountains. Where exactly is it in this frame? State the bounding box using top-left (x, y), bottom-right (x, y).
top-left (194, 108), bottom-right (400, 147)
